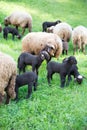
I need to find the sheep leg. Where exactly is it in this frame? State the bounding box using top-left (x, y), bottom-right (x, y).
top-left (62, 49), bottom-right (64, 55)
top-left (34, 79), bottom-right (38, 91)
top-left (16, 26), bottom-right (18, 30)
top-left (82, 44), bottom-right (86, 54)
top-left (14, 86), bottom-right (19, 101)
top-left (66, 75), bottom-right (72, 86)
top-left (26, 83), bottom-right (33, 98)
top-left (22, 28), bottom-right (25, 35)
top-left (66, 50), bottom-right (68, 55)
top-left (5, 93), bottom-right (10, 104)
top-left (60, 74), bottom-right (66, 87)
top-left (47, 72), bottom-right (53, 84)
top-left (12, 34), bottom-right (15, 40)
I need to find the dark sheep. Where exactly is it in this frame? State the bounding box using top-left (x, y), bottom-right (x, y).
top-left (47, 56), bottom-right (77, 87)
top-left (42, 20), bottom-right (61, 32)
top-left (15, 71), bottom-right (38, 101)
top-left (3, 26), bottom-right (21, 40)
top-left (62, 58), bottom-right (83, 85)
top-left (18, 51), bottom-right (50, 75)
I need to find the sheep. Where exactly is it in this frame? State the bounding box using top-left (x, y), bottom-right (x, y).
top-left (22, 32), bottom-right (63, 59)
top-left (4, 11), bottom-right (32, 35)
top-left (18, 51), bottom-right (50, 75)
top-left (72, 25), bottom-right (87, 54)
top-left (15, 71), bottom-right (38, 101)
top-left (47, 56), bottom-right (77, 87)
top-left (3, 26), bottom-right (21, 40)
top-left (52, 22), bottom-right (72, 55)
top-left (42, 20), bottom-right (61, 32)
top-left (0, 24), bottom-right (2, 33)
top-left (0, 52), bottom-right (17, 104)
top-left (62, 58), bottom-right (83, 85)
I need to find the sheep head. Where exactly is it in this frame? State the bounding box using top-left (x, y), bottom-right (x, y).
top-left (4, 17), bottom-right (10, 26)
top-left (43, 44), bottom-right (55, 57)
top-left (39, 51), bottom-right (51, 63)
top-left (63, 56), bottom-right (77, 65)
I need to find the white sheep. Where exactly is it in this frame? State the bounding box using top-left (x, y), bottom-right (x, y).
top-left (72, 25), bottom-right (87, 54)
top-left (0, 52), bottom-right (17, 104)
top-left (4, 11), bottom-right (32, 35)
top-left (52, 22), bottom-right (72, 55)
top-left (22, 32), bottom-right (63, 59)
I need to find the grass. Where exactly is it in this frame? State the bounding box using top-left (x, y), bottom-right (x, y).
top-left (0, 0), bottom-right (87, 130)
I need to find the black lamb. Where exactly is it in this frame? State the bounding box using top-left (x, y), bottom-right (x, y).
top-left (18, 51), bottom-right (50, 75)
top-left (15, 71), bottom-right (38, 101)
top-left (3, 26), bottom-right (21, 40)
top-left (62, 58), bottom-right (83, 85)
top-left (42, 20), bottom-right (61, 32)
top-left (47, 56), bottom-right (77, 87)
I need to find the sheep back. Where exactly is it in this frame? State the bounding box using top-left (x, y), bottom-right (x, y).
top-left (72, 25), bottom-right (87, 48)
top-left (53, 22), bottom-right (72, 42)
top-left (0, 52), bottom-right (17, 100)
top-left (22, 32), bottom-right (63, 58)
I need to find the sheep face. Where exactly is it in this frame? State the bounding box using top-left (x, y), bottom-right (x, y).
top-left (41, 51), bottom-right (51, 63)
top-left (44, 44), bottom-right (55, 57)
top-left (75, 75), bottom-right (83, 84)
top-left (4, 18), bottom-right (10, 26)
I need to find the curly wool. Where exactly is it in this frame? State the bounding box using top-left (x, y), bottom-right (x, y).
top-left (53, 22), bottom-right (72, 42)
top-left (0, 52), bottom-right (17, 100)
top-left (4, 11), bottom-right (32, 34)
top-left (22, 32), bottom-right (63, 58)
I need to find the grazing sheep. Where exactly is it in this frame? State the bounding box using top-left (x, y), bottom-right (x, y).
top-left (3, 26), bottom-right (21, 40)
top-left (42, 20), bottom-right (61, 32)
top-left (47, 56), bottom-right (77, 87)
top-left (22, 32), bottom-right (63, 59)
top-left (4, 11), bottom-right (32, 35)
top-left (52, 22), bottom-right (72, 55)
top-left (62, 58), bottom-right (83, 85)
top-left (15, 72), bottom-right (38, 101)
top-left (72, 25), bottom-right (87, 54)
top-left (0, 52), bottom-right (17, 104)
top-left (0, 24), bottom-right (2, 32)
top-left (18, 51), bottom-right (50, 75)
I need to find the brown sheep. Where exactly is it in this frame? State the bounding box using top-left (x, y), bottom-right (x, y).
top-left (0, 52), bottom-right (17, 104)
top-left (22, 32), bottom-right (63, 59)
top-left (4, 11), bottom-right (32, 35)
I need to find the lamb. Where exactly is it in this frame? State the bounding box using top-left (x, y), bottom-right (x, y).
top-left (72, 25), bottom-right (87, 54)
top-left (15, 72), bottom-right (38, 101)
top-left (47, 56), bottom-right (77, 87)
top-left (4, 11), bottom-right (32, 35)
top-left (22, 32), bottom-right (63, 59)
top-left (0, 24), bottom-right (2, 32)
top-left (3, 26), bottom-right (21, 40)
top-left (42, 20), bottom-right (61, 32)
top-left (0, 52), bottom-right (17, 104)
top-left (62, 58), bottom-right (83, 85)
top-left (18, 51), bottom-right (50, 75)
top-left (52, 22), bottom-right (72, 55)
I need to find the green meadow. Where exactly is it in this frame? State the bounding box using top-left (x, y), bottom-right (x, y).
top-left (0, 0), bottom-right (87, 130)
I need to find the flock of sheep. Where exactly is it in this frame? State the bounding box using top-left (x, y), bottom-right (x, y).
top-left (0, 10), bottom-right (86, 104)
